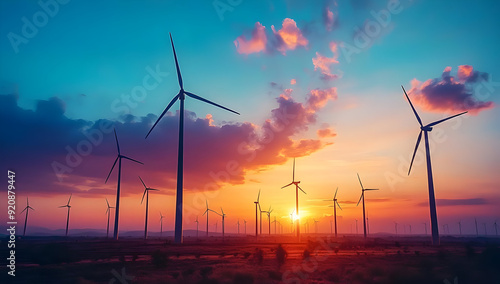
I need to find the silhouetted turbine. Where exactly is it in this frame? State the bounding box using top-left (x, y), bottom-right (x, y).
top-left (254, 189), bottom-right (260, 237)
top-left (21, 197), bottom-right (35, 236)
top-left (324, 187), bottom-right (342, 238)
top-left (356, 173), bottom-right (379, 239)
top-left (145, 33), bottom-right (240, 244)
top-left (139, 176), bottom-right (159, 239)
top-left (402, 86), bottom-right (467, 245)
top-left (282, 158), bottom-right (306, 240)
top-left (159, 212), bottom-right (165, 238)
top-left (105, 198), bottom-right (114, 238)
top-left (59, 194), bottom-right (72, 237)
top-left (105, 129), bottom-right (143, 240)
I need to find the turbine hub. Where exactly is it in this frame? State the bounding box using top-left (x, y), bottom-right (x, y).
top-left (421, 126), bottom-right (433, 132)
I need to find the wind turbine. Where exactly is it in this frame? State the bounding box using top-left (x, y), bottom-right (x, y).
top-left (356, 173), bottom-right (379, 239)
top-left (324, 187), bottom-right (342, 237)
top-left (145, 33), bottom-right (240, 244)
top-left (195, 216), bottom-right (199, 238)
top-left (259, 203), bottom-right (267, 235)
top-left (271, 216), bottom-right (277, 234)
top-left (139, 176), bottom-right (159, 239)
top-left (105, 198), bottom-right (114, 238)
top-left (458, 221), bottom-right (462, 236)
top-left (254, 189), bottom-right (260, 237)
top-left (106, 129), bottom-right (143, 240)
top-left (282, 158), bottom-right (306, 240)
top-left (495, 220), bottom-right (498, 236)
top-left (219, 207), bottom-right (227, 240)
top-left (423, 222), bottom-right (427, 235)
top-left (313, 219), bottom-right (319, 234)
top-left (402, 86), bottom-right (467, 246)
top-left (159, 212), bottom-right (165, 238)
top-left (244, 219), bottom-right (247, 235)
top-left (237, 219), bottom-right (240, 234)
top-left (266, 206), bottom-right (273, 235)
top-left (59, 194), bottom-right (72, 237)
top-left (202, 200), bottom-right (215, 237)
top-left (21, 197), bottom-right (34, 236)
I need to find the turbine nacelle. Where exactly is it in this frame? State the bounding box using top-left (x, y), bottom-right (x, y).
top-left (421, 125), bottom-right (433, 132)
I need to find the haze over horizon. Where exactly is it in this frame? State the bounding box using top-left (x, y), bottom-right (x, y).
top-left (1, 0), bottom-right (499, 236)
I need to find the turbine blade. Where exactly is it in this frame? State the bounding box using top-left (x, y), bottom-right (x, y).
top-left (292, 158), bottom-right (296, 182)
top-left (357, 173), bottom-right (364, 190)
top-left (427, 111), bottom-right (468, 127)
top-left (169, 33), bottom-right (183, 89)
top-left (27, 197), bottom-right (29, 206)
top-left (185, 92), bottom-right (240, 115)
top-left (298, 185), bottom-right (307, 194)
top-left (336, 201), bottom-right (342, 210)
top-left (202, 209), bottom-right (208, 216)
top-left (139, 176), bottom-right (147, 189)
top-left (356, 193), bottom-right (363, 206)
top-left (206, 200), bottom-right (208, 209)
top-left (334, 187), bottom-right (338, 199)
top-left (148, 188), bottom-right (160, 191)
top-left (365, 188), bottom-right (379, 191)
top-left (281, 182), bottom-right (293, 189)
top-left (106, 207), bottom-right (109, 214)
top-left (30, 207), bottom-right (35, 211)
top-left (141, 189), bottom-right (147, 204)
top-left (257, 189), bottom-right (261, 203)
top-left (408, 131), bottom-right (423, 175)
top-left (68, 193), bottom-right (72, 205)
top-left (402, 85), bottom-right (423, 127)
top-left (21, 207), bottom-right (27, 214)
top-left (121, 155), bottom-right (144, 165)
top-left (105, 156), bottom-right (119, 183)
top-left (145, 93), bottom-right (180, 138)
top-left (106, 198), bottom-right (110, 207)
top-left (114, 128), bottom-right (121, 154)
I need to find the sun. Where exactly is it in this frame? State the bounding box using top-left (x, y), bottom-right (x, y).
top-left (292, 211), bottom-right (300, 222)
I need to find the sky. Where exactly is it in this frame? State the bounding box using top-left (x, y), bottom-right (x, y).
top-left (1, 0), bottom-right (499, 236)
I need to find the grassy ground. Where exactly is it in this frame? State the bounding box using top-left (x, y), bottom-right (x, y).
top-left (1, 235), bottom-right (499, 283)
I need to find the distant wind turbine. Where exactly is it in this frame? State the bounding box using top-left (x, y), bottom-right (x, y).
top-left (21, 197), bottom-right (34, 236)
top-left (104, 198), bottom-right (114, 238)
top-left (145, 33), bottom-right (240, 244)
top-left (254, 189), bottom-right (260, 237)
top-left (59, 194), bottom-right (72, 237)
top-left (356, 173), bottom-right (379, 239)
top-left (313, 219), bottom-right (319, 234)
top-left (159, 212), bottom-right (165, 238)
top-left (244, 219), bottom-right (247, 235)
top-left (237, 219), bottom-right (240, 234)
top-left (105, 129), bottom-right (143, 240)
top-left (475, 218), bottom-right (479, 236)
top-left (458, 221), bottom-right (462, 236)
top-left (139, 176), bottom-right (159, 239)
top-left (423, 222), bottom-right (427, 235)
top-left (495, 220), bottom-right (498, 236)
top-left (324, 187), bottom-right (342, 237)
top-left (402, 86), bottom-right (467, 246)
top-left (202, 200), bottom-right (215, 237)
top-left (282, 158), bottom-right (306, 240)
top-left (266, 206), bottom-right (273, 235)
top-left (271, 216), bottom-right (277, 234)
top-left (195, 216), bottom-right (199, 238)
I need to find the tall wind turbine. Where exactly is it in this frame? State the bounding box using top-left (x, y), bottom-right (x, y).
top-left (356, 173), bottom-right (379, 239)
top-left (159, 212), bottom-right (165, 238)
top-left (21, 197), bottom-right (35, 236)
top-left (282, 158), bottom-right (306, 240)
top-left (105, 198), bottom-right (114, 238)
top-left (402, 86), bottom-right (467, 245)
top-left (139, 176), bottom-right (159, 239)
top-left (324, 187), bottom-right (342, 237)
top-left (254, 189), bottom-right (260, 237)
top-left (59, 194), bottom-right (72, 237)
top-left (106, 129), bottom-right (143, 240)
top-left (145, 33), bottom-right (240, 244)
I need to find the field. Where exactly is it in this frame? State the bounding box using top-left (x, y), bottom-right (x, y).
top-left (1, 235), bottom-right (499, 283)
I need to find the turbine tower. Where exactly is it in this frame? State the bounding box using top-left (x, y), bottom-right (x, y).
top-left (21, 197), bottom-right (35, 236)
top-left (237, 219), bottom-right (240, 234)
top-left (59, 194), bottom-right (72, 237)
top-left (105, 198), bottom-right (114, 238)
top-left (254, 189), bottom-right (260, 237)
top-left (106, 129), bottom-right (143, 240)
top-left (145, 33), bottom-right (240, 244)
top-left (139, 176), bottom-right (159, 239)
top-left (324, 187), bottom-right (342, 237)
top-left (266, 206), bottom-right (273, 235)
top-left (202, 200), bottom-right (217, 237)
top-left (356, 173), bottom-right (379, 239)
top-left (195, 216), bottom-right (199, 238)
top-left (402, 86), bottom-right (467, 245)
top-left (282, 158), bottom-right (306, 240)
top-left (244, 219), bottom-right (247, 235)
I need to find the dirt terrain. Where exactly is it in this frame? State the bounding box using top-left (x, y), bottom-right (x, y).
top-left (1, 235), bottom-right (499, 283)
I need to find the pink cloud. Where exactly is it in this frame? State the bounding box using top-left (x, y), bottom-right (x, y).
top-left (306, 87), bottom-right (338, 111)
top-left (317, 127), bottom-right (337, 138)
top-left (312, 42), bottom-right (340, 81)
top-left (271, 18), bottom-right (308, 55)
top-left (290, 79), bottom-right (296, 85)
top-left (233, 22), bottom-right (267, 55)
top-left (408, 66), bottom-right (494, 115)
